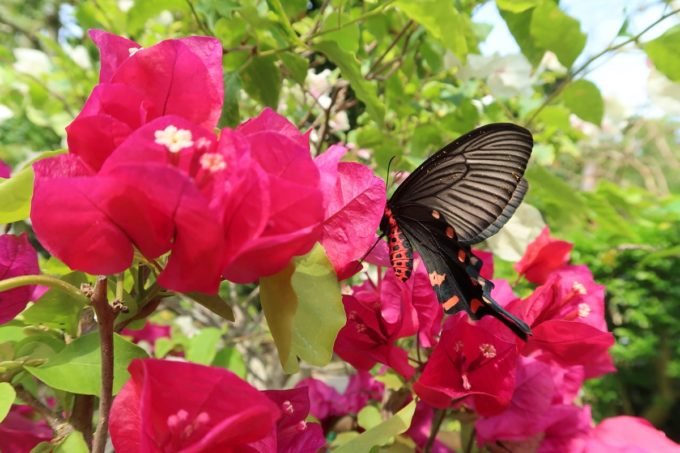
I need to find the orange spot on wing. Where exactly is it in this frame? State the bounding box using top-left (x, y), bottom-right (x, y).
top-left (442, 295), bottom-right (460, 311)
top-left (429, 271), bottom-right (446, 286)
top-left (457, 249), bottom-right (466, 263)
top-left (432, 210), bottom-right (441, 219)
top-left (446, 226), bottom-right (455, 238)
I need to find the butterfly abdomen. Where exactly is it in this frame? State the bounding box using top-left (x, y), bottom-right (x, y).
top-left (383, 208), bottom-right (413, 282)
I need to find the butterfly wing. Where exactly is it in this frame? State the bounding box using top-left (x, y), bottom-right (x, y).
top-left (396, 204), bottom-right (531, 339)
top-left (390, 123), bottom-right (533, 245)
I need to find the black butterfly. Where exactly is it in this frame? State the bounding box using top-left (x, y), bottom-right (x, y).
top-left (379, 123), bottom-right (533, 340)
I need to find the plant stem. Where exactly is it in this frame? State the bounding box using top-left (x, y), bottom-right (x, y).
top-left (424, 408), bottom-right (447, 453)
top-left (70, 395), bottom-right (94, 447)
top-left (91, 277), bottom-right (115, 453)
top-left (15, 385), bottom-right (69, 433)
top-left (0, 275), bottom-right (88, 304)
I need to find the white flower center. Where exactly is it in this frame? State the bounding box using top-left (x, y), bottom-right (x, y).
top-left (578, 302), bottom-right (591, 318)
top-left (479, 343), bottom-right (497, 359)
top-left (154, 125), bottom-right (194, 153)
top-left (572, 281), bottom-right (587, 295)
top-left (199, 153), bottom-right (227, 173)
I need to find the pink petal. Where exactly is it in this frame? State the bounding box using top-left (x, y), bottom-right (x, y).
top-left (587, 416), bottom-right (680, 452)
top-left (89, 29), bottom-right (140, 82)
top-left (515, 227), bottom-right (573, 284)
top-left (0, 234), bottom-right (40, 324)
top-left (238, 107), bottom-right (310, 148)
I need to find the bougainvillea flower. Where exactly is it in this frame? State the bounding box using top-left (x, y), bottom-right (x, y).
top-left (32, 116), bottom-right (228, 293)
top-left (381, 260), bottom-right (443, 348)
top-left (67, 30), bottom-right (223, 171)
top-left (122, 321), bottom-right (171, 350)
top-left (109, 359), bottom-right (280, 452)
top-left (316, 145), bottom-right (386, 280)
top-left (474, 249), bottom-right (495, 280)
top-left (539, 404), bottom-right (592, 452)
top-left (0, 234), bottom-right (40, 324)
top-left (221, 108), bottom-right (324, 283)
top-left (506, 265), bottom-right (615, 377)
top-left (334, 287), bottom-right (415, 379)
top-left (514, 227), bottom-right (573, 284)
top-left (476, 357), bottom-right (556, 445)
top-left (414, 314), bottom-right (518, 415)
top-left (250, 387), bottom-right (325, 452)
top-left (585, 415), bottom-right (680, 452)
top-left (296, 370), bottom-right (384, 422)
top-left (0, 405), bottom-right (52, 452)
top-left (0, 159), bottom-right (10, 178)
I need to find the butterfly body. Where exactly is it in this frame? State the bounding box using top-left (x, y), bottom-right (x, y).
top-left (381, 123), bottom-right (534, 340)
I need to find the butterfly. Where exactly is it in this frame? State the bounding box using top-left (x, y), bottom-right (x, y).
top-left (379, 123), bottom-right (533, 340)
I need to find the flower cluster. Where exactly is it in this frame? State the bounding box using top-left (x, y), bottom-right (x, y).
top-left (334, 227), bottom-right (678, 451)
top-left (29, 31), bottom-right (385, 294)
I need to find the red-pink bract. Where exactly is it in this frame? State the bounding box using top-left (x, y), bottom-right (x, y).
top-left (251, 387), bottom-right (325, 453)
top-left (538, 404), bottom-right (591, 453)
top-left (507, 266), bottom-right (615, 377)
top-left (0, 160), bottom-right (10, 178)
top-left (32, 117), bottom-right (227, 293)
top-left (474, 249), bottom-right (495, 280)
top-left (67, 31), bottom-right (223, 171)
top-left (221, 108), bottom-right (324, 283)
top-left (109, 359), bottom-right (280, 452)
top-left (317, 146), bottom-right (386, 280)
top-left (0, 234), bottom-right (40, 324)
top-left (381, 260), bottom-right (443, 348)
top-left (122, 321), bottom-right (171, 350)
top-left (515, 227), bottom-right (573, 284)
top-left (0, 405), bottom-right (52, 452)
top-left (585, 416), bottom-right (680, 452)
top-left (334, 280), bottom-right (416, 380)
top-left (414, 315), bottom-right (518, 415)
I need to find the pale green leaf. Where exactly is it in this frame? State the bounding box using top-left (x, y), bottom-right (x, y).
top-left (530, 2), bottom-right (585, 68)
top-left (186, 328), bottom-right (221, 365)
top-left (312, 41), bottom-right (384, 125)
top-left (212, 346), bottom-right (246, 378)
top-left (335, 400), bottom-right (417, 452)
top-left (357, 405), bottom-right (382, 430)
top-left (496, 0), bottom-right (540, 13)
top-left (0, 382), bottom-right (16, 423)
top-left (0, 167), bottom-right (33, 223)
top-left (644, 24), bottom-right (680, 82)
top-left (126, 0), bottom-right (190, 34)
top-left (561, 80), bottom-right (604, 125)
top-left (321, 12), bottom-right (360, 54)
top-left (53, 431), bottom-right (88, 453)
top-left (499, 7), bottom-right (544, 65)
top-left (395, 0), bottom-right (468, 60)
top-left (25, 333), bottom-right (148, 396)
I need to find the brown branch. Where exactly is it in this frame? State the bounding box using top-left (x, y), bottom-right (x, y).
top-left (69, 395), bottom-right (94, 446)
top-left (367, 20), bottom-right (414, 79)
top-left (15, 385), bottom-right (68, 433)
top-left (91, 277), bottom-right (117, 453)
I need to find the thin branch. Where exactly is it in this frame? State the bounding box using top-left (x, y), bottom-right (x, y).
top-left (15, 385), bottom-right (68, 433)
top-left (91, 277), bottom-right (117, 453)
top-left (367, 20), bottom-right (414, 79)
top-left (185, 0), bottom-right (211, 35)
top-left (424, 408), bottom-right (447, 453)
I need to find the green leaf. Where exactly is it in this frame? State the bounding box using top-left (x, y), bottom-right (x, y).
top-left (183, 291), bottom-right (235, 322)
top-left (335, 400), bottom-right (416, 451)
top-left (241, 56), bottom-right (282, 108)
top-left (395, 0), bottom-right (468, 60)
top-left (536, 105), bottom-right (571, 131)
top-left (219, 72), bottom-right (241, 128)
top-left (499, 7), bottom-right (544, 65)
top-left (0, 382), bottom-right (16, 422)
top-left (0, 325), bottom-right (26, 344)
top-left (644, 24), bottom-right (680, 82)
top-left (186, 327), bottom-right (221, 365)
top-left (321, 12), bottom-right (360, 54)
top-left (526, 165), bottom-right (587, 229)
top-left (280, 52), bottom-right (309, 86)
top-left (260, 244), bottom-right (345, 373)
top-left (312, 41), bottom-right (384, 126)
top-left (53, 431), bottom-right (88, 453)
top-left (0, 166), bottom-right (33, 223)
top-left (22, 273), bottom-right (89, 337)
top-left (25, 333), bottom-right (148, 396)
top-left (357, 405), bottom-right (382, 430)
top-left (212, 346), bottom-right (246, 378)
top-left (126, 0), bottom-right (190, 34)
top-left (530, 2), bottom-right (585, 68)
top-left (561, 80), bottom-right (604, 125)
top-left (496, 0), bottom-right (540, 13)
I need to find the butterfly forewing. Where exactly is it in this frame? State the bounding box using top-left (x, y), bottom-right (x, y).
top-left (391, 123), bottom-right (533, 244)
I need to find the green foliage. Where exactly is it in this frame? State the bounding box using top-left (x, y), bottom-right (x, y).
top-left (0, 167), bottom-right (34, 223)
top-left (561, 80), bottom-right (604, 126)
top-left (334, 400), bottom-right (416, 450)
top-left (0, 382), bottom-right (16, 423)
top-left (529, 1), bottom-right (586, 68)
top-left (644, 24), bottom-right (680, 82)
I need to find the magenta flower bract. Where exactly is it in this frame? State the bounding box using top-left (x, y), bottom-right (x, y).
top-left (0, 234), bottom-right (40, 324)
top-left (0, 405), bottom-right (52, 452)
top-left (0, 160), bottom-right (10, 178)
top-left (109, 359), bottom-right (280, 452)
top-left (414, 315), bottom-right (518, 415)
top-left (515, 227), bottom-right (573, 284)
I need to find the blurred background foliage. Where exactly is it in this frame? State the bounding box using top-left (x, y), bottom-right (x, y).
top-left (1, 0), bottom-right (680, 442)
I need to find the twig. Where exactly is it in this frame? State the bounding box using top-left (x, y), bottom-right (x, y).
top-left (14, 385), bottom-right (68, 433)
top-left (525, 7), bottom-right (680, 127)
top-left (91, 277), bottom-right (116, 453)
top-left (424, 408), bottom-right (447, 453)
top-left (367, 20), bottom-right (414, 79)
top-left (185, 0), bottom-right (211, 35)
